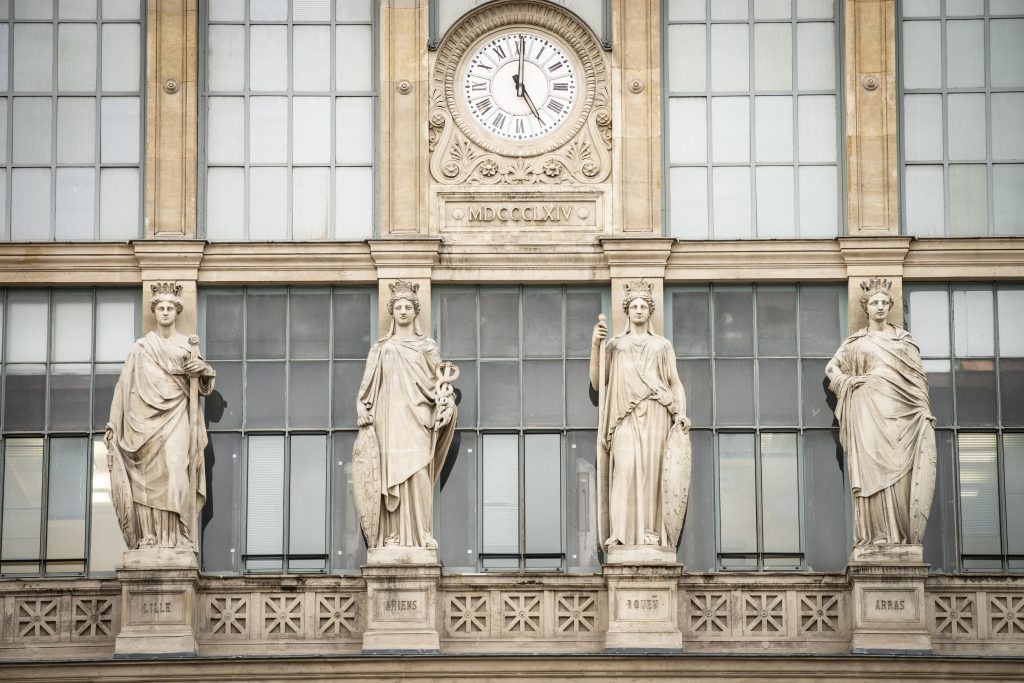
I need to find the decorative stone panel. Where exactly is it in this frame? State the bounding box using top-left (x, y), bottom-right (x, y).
top-left (554, 592), bottom-right (597, 634)
top-left (989, 595), bottom-right (1024, 637)
top-left (933, 594), bottom-right (976, 637)
top-left (743, 593), bottom-right (786, 635)
top-left (688, 593), bottom-right (729, 634)
top-left (800, 594), bottom-right (841, 634)
top-left (501, 593), bottom-right (543, 635)
top-left (447, 593), bottom-right (489, 637)
top-left (262, 594), bottom-right (304, 638)
top-left (72, 598), bottom-right (115, 638)
top-left (15, 598), bottom-right (60, 640)
top-left (207, 595), bottom-right (249, 638)
top-left (316, 594), bottom-right (359, 637)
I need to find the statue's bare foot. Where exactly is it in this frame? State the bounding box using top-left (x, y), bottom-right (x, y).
top-left (643, 531), bottom-right (660, 545)
top-left (383, 534), bottom-right (400, 547)
top-left (423, 536), bottom-right (438, 550)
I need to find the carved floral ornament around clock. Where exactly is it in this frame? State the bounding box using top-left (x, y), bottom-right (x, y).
top-left (429, 0), bottom-right (611, 185)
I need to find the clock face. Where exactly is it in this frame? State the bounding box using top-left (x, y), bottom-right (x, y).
top-left (462, 31), bottom-right (578, 142)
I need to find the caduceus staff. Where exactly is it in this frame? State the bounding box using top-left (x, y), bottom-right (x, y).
top-left (429, 361), bottom-right (460, 483)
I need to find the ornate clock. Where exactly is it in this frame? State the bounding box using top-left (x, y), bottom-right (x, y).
top-left (430, 0), bottom-right (611, 185)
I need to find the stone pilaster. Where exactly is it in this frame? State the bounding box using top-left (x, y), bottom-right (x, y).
top-left (848, 545), bottom-right (932, 653)
top-left (845, 0), bottom-right (899, 235)
top-left (114, 549), bottom-right (200, 658)
top-left (839, 237), bottom-right (910, 331)
top-left (603, 564), bottom-right (683, 651)
top-left (145, 0), bottom-right (198, 237)
top-left (361, 562), bottom-right (442, 653)
top-left (369, 238), bottom-right (442, 338)
top-left (134, 240), bottom-right (206, 335)
top-left (601, 237), bottom-right (673, 334)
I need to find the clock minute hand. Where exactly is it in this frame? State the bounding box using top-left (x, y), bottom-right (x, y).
top-left (521, 86), bottom-right (543, 124)
top-left (517, 36), bottom-right (525, 96)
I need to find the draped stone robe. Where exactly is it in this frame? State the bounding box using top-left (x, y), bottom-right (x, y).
top-left (828, 324), bottom-right (936, 546)
top-left (107, 331), bottom-right (214, 543)
top-left (358, 334), bottom-right (456, 547)
top-left (598, 331), bottom-right (686, 546)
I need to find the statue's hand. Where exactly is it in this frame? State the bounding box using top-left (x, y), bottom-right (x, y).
top-left (591, 316), bottom-right (608, 347)
top-left (926, 414), bottom-right (937, 426)
top-left (435, 405), bottom-right (453, 429)
top-left (357, 410), bottom-right (374, 428)
top-left (673, 414), bottom-right (691, 433)
top-left (850, 375), bottom-right (868, 389)
top-left (182, 359), bottom-right (207, 377)
top-left (104, 423), bottom-right (114, 443)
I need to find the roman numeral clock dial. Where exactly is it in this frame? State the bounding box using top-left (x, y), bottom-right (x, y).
top-left (462, 31), bottom-right (578, 142)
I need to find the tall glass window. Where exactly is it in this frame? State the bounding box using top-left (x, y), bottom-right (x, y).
top-left (431, 0), bottom-right (608, 46)
top-left (197, 287), bottom-right (376, 573)
top-left (0, 288), bottom-right (139, 575)
top-left (904, 283), bottom-right (1024, 571)
top-left (901, 1), bottom-right (1024, 236)
top-left (0, 0), bottom-right (144, 241)
top-left (664, 0), bottom-right (842, 239)
top-left (202, 0), bottom-right (376, 240)
top-left (667, 284), bottom-right (849, 571)
top-left (434, 286), bottom-right (606, 572)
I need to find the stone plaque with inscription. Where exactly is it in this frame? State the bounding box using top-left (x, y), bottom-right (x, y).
top-left (603, 565), bottom-right (682, 651)
top-left (434, 191), bottom-right (605, 239)
top-left (361, 564), bottom-right (441, 653)
top-left (849, 549), bottom-right (931, 653)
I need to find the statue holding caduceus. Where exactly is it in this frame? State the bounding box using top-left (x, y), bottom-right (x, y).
top-left (105, 283), bottom-right (216, 551)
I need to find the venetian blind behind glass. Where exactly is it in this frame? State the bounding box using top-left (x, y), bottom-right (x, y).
top-left (901, 1), bottom-right (1024, 236)
top-left (665, 0), bottom-right (841, 238)
top-left (1, 0), bottom-right (144, 240)
top-left (204, 0), bottom-right (375, 240)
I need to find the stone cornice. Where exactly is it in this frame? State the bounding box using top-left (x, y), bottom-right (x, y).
top-left (667, 240), bottom-right (846, 281)
top-left (134, 239), bottom-right (206, 280)
top-left (0, 243), bottom-right (140, 284)
top-left (435, 241), bottom-right (607, 282)
top-left (368, 238), bottom-right (442, 279)
top-left (838, 236), bottom-right (911, 275)
top-left (199, 242), bottom-right (376, 283)
top-left (904, 237), bottom-right (1024, 279)
top-left (600, 237), bottom-right (673, 279)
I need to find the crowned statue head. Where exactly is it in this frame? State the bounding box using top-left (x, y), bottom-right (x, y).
top-left (621, 279), bottom-right (655, 333)
top-left (386, 279), bottom-right (423, 336)
top-left (858, 277), bottom-right (895, 317)
top-left (149, 282), bottom-right (184, 314)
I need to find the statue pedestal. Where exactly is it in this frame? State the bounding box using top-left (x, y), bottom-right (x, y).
top-left (361, 554), bottom-right (441, 653)
top-left (114, 548), bottom-right (200, 658)
top-left (848, 544), bottom-right (932, 654)
top-left (603, 552), bottom-right (683, 652)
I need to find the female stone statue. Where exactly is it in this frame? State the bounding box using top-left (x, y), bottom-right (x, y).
top-left (590, 281), bottom-right (691, 550)
top-left (353, 280), bottom-right (458, 549)
top-left (106, 283), bottom-right (216, 550)
top-left (826, 278), bottom-right (936, 547)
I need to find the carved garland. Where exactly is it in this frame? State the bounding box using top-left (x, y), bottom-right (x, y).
top-left (430, 0), bottom-right (611, 185)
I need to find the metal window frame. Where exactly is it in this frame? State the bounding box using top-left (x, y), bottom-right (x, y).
top-left (198, 0), bottom-right (379, 241)
top-left (661, 0), bottom-right (847, 239)
top-left (897, 0), bottom-right (1024, 237)
top-left (1, 0), bottom-right (146, 241)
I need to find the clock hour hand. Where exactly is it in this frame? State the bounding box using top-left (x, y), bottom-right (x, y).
top-left (512, 74), bottom-right (543, 124)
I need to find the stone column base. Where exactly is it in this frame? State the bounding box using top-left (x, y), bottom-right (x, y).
top-left (361, 561), bottom-right (441, 653)
top-left (114, 548), bottom-right (200, 658)
top-left (848, 544), bottom-right (932, 654)
top-left (603, 563), bottom-right (683, 652)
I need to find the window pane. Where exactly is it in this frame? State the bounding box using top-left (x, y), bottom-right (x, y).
top-left (336, 97), bottom-right (374, 163)
top-left (101, 23), bottom-right (140, 91)
top-left (524, 434), bottom-right (561, 569)
top-left (719, 433), bottom-right (756, 554)
top-left (245, 361), bottom-right (286, 427)
top-left (0, 26), bottom-right (6, 91)
top-left (669, 167), bottom-right (709, 239)
top-left (249, 97), bottom-right (288, 163)
top-left (712, 167), bottom-right (752, 238)
top-left (13, 24), bottom-right (52, 91)
top-left (672, 288), bottom-right (710, 357)
top-left (757, 287), bottom-right (797, 355)
top-left (56, 97), bottom-right (95, 164)
top-left (758, 359), bottom-right (799, 425)
top-left (946, 20), bottom-right (985, 88)
top-left (799, 0), bottom-right (834, 19)
top-left (949, 164), bottom-right (988, 236)
top-left (246, 435), bottom-right (284, 570)
top-left (95, 290), bottom-right (136, 363)
top-left (668, 97), bottom-right (707, 163)
top-left (46, 438), bottom-right (88, 566)
top-left (565, 359), bottom-right (597, 428)
top-left (207, 97), bottom-right (245, 164)
top-left (293, 26), bottom-right (330, 91)
top-left (803, 430), bottom-right (847, 571)
top-left (946, 0), bottom-right (983, 15)
top-left (437, 290), bottom-right (477, 358)
top-left (903, 94), bottom-right (943, 162)
top-left (710, 24), bottom-right (748, 91)
top-left (103, 0), bottom-right (139, 20)
top-left (566, 291), bottom-right (601, 358)
top-left (13, 97), bottom-right (52, 164)
top-left (801, 358), bottom-right (834, 426)
top-left (904, 165), bottom-right (945, 236)
top-left (482, 434), bottom-right (519, 563)
top-left (54, 168), bottom-right (96, 240)
top-left (523, 360), bottom-right (562, 427)
top-left (754, 23), bottom-right (791, 91)
top-left (292, 167), bottom-right (330, 239)
top-left (713, 287), bottom-right (754, 356)
top-left (480, 290), bottom-right (519, 358)
top-left (756, 0), bottom-right (790, 18)
top-left (1005, 434), bottom-right (1024, 555)
top-left (760, 433), bottom-right (799, 553)
top-left (953, 287), bottom-right (994, 356)
top-left (755, 166), bottom-right (795, 238)
top-left (677, 359), bottom-right (711, 427)
top-left (250, 0), bottom-right (286, 20)
top-left (1, 439), bottom-right (44, 567)
top-left (6, 290), bottom-right (48, 362)
top-left (289, 290), bottom-right (329, 359)
top-left (798, 95), bottom-right (836, 163)
top-left (998, 289), bottom-right (1024, 357)
top-left (907, 288), bottom-right (950, 357)
top-left (957, 433), bottom-right (1000, 556)
top-left (92, 365), bottom-right (120, 431)
top-left (438, 432), bottom-right (477, 571)
top-left (49, 365), bottom-right (91, 430)
top-left (58, 24), bottom-right (97, 91)
top-left (289, 361), bottom-right (329, 427)
top-left (206, 168), bottom-right (245, 239)
top-left (902, 20), bottom-right (941, 88)
top-left (246, 291), bottom-right (286, 358)
top-left (99, 168), bottom-right (139, 239)
top-left (992, 93), bottom-right (1024, 162)
top-left (711, 97), bottom-right (750, 162)
top-left (293, 97), bottom-right (331, 163)
top-left (100, 97), bottom-right (140, 163)
top-left (754, 96), bottom-right (793, 163)
top-left (479, 361), bottom-right (519, 427)
top-left (4, 368), bottom-right (46, 431)
top-left (331, 360), bottom-right (363, 428)
top-left (333, 289), bottom-right (372, 359)
top-left (955, 358), bottom-right (998, 425)
top-left (332, 432), bottom-right (367, 571)
top-left (523, 289), bottom-right (562, 357)
top-left (993, 164), bottom-right (1024, 236)
top-left (335, 167), bottom-right (372, 239)
top-left (207, 25), bottom-right (245, 92)
top-left (924, 359), bottom-right (954, 426)
top-left (712, 0), bottom-right (747, 19)
top-left (201, 433), bottom-right (241, 573)
top-left (667, 0), bottom-right (704, 20)
top-left (796, 22), bottom-right (835, 90)
top-left (990, 19), bottom-right (1024, 88)
top-left (947, 94), bottom-right (987, 161)
top-left (566, 430), bottom-right (598, 570)
top-left (207, 360), bottom-right (241, 429)
top-left (715, 359), bottom-right (755, 425)
top-left (202, 290), bottom-right (243, 359)
top-left (249, 167), bottom-right (288, 239)
top-left (52, 291), bottom-right (92, 362)
top-left (666, 25), bottom-right (705, 93)
top-left (337, 0), bottom-right (371, 21)
top-left (335, 25), bottom-right (372, 92)
top-left (679, 430), bottom-right (715, 569)
top-left (289, 435), bottom-right (327, 566)
top-left (249, 25), bottom-right (287, 91)
top-left (294, 0), bottom-right (331, 21)
top-left (89, 437), bottom-right (127, 572)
